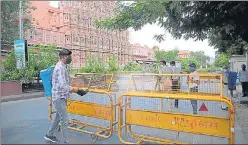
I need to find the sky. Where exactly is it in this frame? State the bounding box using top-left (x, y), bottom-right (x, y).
top-left (49, 1), bottom-right (216, 57)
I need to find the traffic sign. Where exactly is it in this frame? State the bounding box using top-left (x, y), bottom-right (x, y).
top-left (199, 103), bottom-right (208, 111)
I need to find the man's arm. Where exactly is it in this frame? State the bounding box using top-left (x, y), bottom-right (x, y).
top-left (57, 68), bottom-right (78, 93)
top-left (193, 75), bottom-right (200, 85)
top-left (188, 75), bottom-right (200, 85)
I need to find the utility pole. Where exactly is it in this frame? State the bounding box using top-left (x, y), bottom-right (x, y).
top-left (19, 0), bottom-right (23, 39)
top-left (200, 51), bottom-right (203, 69)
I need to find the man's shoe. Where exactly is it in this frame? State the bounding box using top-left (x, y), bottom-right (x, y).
top-left (44, 134), bottom-right (59, 143)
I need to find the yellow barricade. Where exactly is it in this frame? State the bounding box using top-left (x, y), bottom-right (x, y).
top-left (117, 74), bottom-right (234, 144)
top-left (49, 73), bottom-right (118, 141)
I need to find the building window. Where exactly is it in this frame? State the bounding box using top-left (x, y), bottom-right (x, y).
top-left (54, 35), bottom-right (57, 43)
top-left (73, 35), bottom-right (78, 42)
top-left (46, 32), bottom-right (50, 42)
top-left (65, 35), bottom-right (70, 43)
top-left (29, 30), bottom-right (34, 40)
top-left (64, 13), bottom-right (69, 20)
top-left (80, 37), bottom-right (84, 45)
top-left (38, 32), bottom-right (42, 41)
top-left (94, 37), bottom-right (97, 45)
top-left (102, 38), bottom-right (104, 47)
top-left (60, 36), bottom-right (64, 43)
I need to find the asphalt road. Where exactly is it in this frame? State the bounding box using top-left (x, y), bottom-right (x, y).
top-left (1, 76), bottom-right (248, 144)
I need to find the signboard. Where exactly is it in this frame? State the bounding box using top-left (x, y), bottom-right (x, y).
top-left (14, 40), bottom-right (28, 69)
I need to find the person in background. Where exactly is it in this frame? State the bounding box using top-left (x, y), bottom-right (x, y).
top-left (170, 61), bottom-right (181, 108)
top-left (44, 49), bottom-right (89, 144)
top-left (239, 64), bottom-right (248, 97)
top-left (188, 63), bottom-right (200, 114)
top-left (181, 71), bottom-right (189, 92)
top-left (221, 66), bottom-right (230, 110)
top-left (157, 60), bottom-right (173, 90)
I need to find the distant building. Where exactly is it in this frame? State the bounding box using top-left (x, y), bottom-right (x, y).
top-left (25, 1), bottom-right (156, 68)
top-left (27, 1), bottom-right (132, 68)
top-left (178, 50), bottom-right (190, 59)
top-left (132, 43), bottom-right (155, 61)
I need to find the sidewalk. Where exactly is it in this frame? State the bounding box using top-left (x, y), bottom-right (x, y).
top-left (235, 102), bottom-right (248, 140)
top-left (1, 92), bottom-right (44, 103)
top-left (230, 85), bottom-right (248, 141)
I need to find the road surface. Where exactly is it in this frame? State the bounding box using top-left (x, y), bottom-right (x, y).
top-left (1, 76), bottom-right (248, 144)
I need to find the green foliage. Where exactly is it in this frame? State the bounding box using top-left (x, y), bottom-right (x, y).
top-left (106, 55), bottom-right (119, 73)
top-left (180, 58), bottom-right (200, 72)
top-left (1, 1), bottom-right (36, 49)
top-left (214, 53), bottom-right (230, 68)
top-left (150, 62), bottom-right (160, 73)
top-left (95, 1), bottom-right (248, 54)
top-left (154, 49), bottom-right (179, 62)
top-left (80, 55), bottom-right (143, 73)
top-left (80, 55), bottom-right (106, 73)
top-left (122, 62), bottom-right (142, 71)
top-left (1, 44), bottom-right (58, 82)
top-left (190, 51), bottom-right (210, 68)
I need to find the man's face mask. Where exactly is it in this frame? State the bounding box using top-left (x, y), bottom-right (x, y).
top-left (224, 68), bottom-right (230, 72)
top-left (190, 66), bottom-right (195, 72)
top-left (65, 56), bottom-right (72, 64)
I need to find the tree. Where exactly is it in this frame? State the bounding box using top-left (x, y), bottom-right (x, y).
top-left (1, 1), bottom-right (36, 49)
top-left (0, 44), bottom-right (58, 82)
top-left (214, 53), bottom-right (230, 68)
top-left (190, 51), bottom-right (210, 68)
top-left (95, 1), bottom-right (248, 54)
top-left (80, 55), bottom-right (106, 73)
top-left (154, 50), bottom-right (179, 62)
top-left (122, 62), bottom-right (142, 71)
top-left (106, 54), bottom-right (119, 73)
top-left (180, 58), bottom-right (200, 72)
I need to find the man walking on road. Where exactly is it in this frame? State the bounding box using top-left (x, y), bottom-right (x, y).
top-left (44, 49), bottom-right (88, 144)
top-left (188, 63), bottom-right (200, 114)
top-left (239, 64), bottom-right (248, 97)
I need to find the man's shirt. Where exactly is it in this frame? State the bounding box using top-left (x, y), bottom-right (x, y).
top-left (52, 61), bottom-right (72, 101)
top-left (239, 69), bottom-right (248, 82)
top-left (159, 65), bottom-right (173, 74)
top-left (189, 71), bottom-right (199, 88)
top-left (171, 65), bottom-right (180, 79)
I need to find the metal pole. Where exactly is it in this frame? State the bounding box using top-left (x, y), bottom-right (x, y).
top-left (246, 51), bottom-right (248, 68)
top-left (19, 0), bottom-right (23, 39)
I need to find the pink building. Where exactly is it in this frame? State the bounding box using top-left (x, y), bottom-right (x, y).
top-left (132, 43), bottom-right (155, 61)
top-left (178, 50), bottom-right (190, 59)
top-left (27, 1), bottom-right (132, 68)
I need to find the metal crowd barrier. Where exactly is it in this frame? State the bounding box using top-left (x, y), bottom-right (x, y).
top-left (117, 74), bottom-right (234, 144)
top-left (49, 73), bottom-right (119, 141)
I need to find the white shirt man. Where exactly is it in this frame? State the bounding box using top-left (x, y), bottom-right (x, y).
top-left (188, 63), bottom-right (200, 114)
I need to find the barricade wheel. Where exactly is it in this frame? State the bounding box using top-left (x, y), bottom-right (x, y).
top-left (91, 134), bottom-right (98, 142)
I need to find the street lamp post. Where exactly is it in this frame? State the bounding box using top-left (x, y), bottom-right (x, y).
top-left (19, 0), bottom-right (23, 39)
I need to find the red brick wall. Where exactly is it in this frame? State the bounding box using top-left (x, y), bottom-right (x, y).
top-left (1, 81), bottom-right (22, 97)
